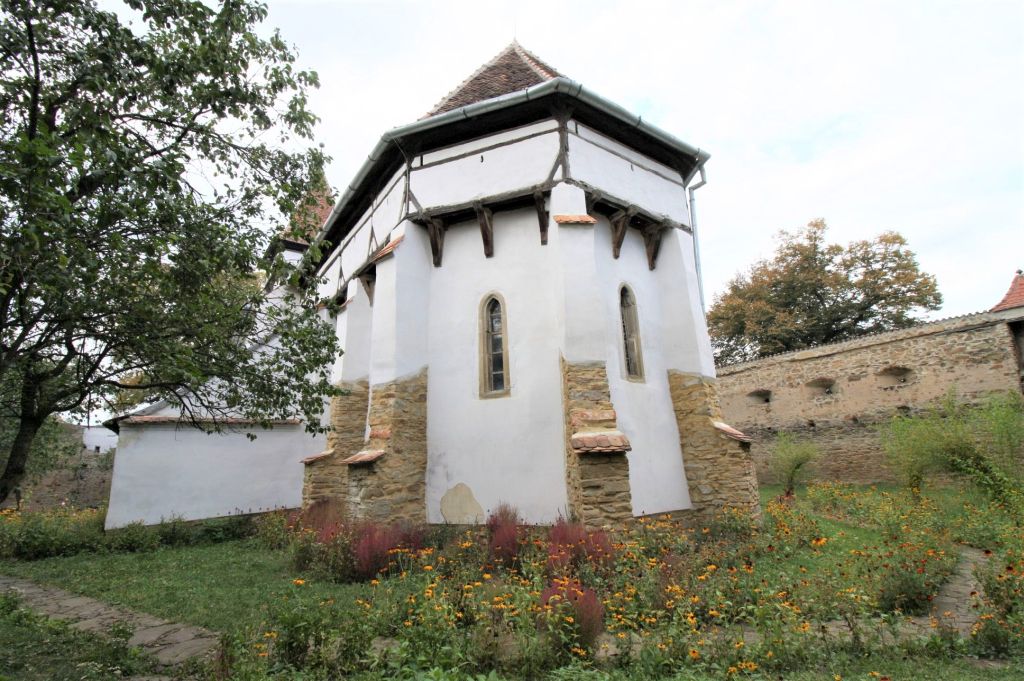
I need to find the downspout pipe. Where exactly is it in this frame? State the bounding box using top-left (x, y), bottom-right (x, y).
top-left (687, 163), bottom-right (708, 312)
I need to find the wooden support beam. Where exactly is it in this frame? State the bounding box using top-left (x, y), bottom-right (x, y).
top-left (427, 217), bottom-right (445, 267)
top-left (642, 223), bottom-right (667, 270)
top-left (610, 207), bottom-right (636, 259)
top-left (474, 203), bottom-right (494, 257)
top-left (534, 191), bottom-right (549, 245)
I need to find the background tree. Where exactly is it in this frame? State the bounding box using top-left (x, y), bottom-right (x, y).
top-left (708, 219), bottom-right (942, 365)
top-left (0, 0), bottom-right (341, 504)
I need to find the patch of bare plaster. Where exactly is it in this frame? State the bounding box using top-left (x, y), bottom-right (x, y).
top-left (440, 483), bottom-right (484, 525)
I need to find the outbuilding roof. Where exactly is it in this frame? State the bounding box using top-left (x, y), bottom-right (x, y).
top-left (991, 269), bottom-right (1024, 312)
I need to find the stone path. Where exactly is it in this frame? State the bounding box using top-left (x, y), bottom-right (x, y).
top-left (906, 545), bottom-right (990, 636)
top-left (0, 574), bottom-right (219, 671)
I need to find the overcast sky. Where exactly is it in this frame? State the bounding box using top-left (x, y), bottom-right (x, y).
top-left (264, 0), bottom-right (1023, 318)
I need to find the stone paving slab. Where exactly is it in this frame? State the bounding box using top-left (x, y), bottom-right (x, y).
top-left (0, 574), bottom-right (219, 668)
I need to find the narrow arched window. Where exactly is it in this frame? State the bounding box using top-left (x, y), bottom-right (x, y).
top-left (620, 286), bottom-right (644, 380)
top-left (480, 295), bottom-right (510, 396)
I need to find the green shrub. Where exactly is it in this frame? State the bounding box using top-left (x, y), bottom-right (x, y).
top-left (7, 507), bottom-right (106, 559)
top-left (769, 432), bottom-right (819, 496)
top-left (156, 516), bottom-right (197, 547)
top-left (252, 509), bottom-right (293, 550)
top-left (107, 522), bottom-right (160, 553)
top-left (882, 405), bottom-right (958, 493)
top-left (883, 392), bottom-right (1024, 511)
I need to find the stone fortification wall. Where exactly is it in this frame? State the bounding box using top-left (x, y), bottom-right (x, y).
top-left (717, 311), bottom-right (1023, 483)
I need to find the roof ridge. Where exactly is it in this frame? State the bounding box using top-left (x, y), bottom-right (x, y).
top-left (510, 41), bottom-right (560, 80)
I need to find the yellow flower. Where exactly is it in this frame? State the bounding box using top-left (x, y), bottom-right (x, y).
top-left (292, 579), bottom-right (305, 586)
top-left (565, 616), bottom-right (574, 624)
top-left (423, 565), bottom-right (433, 571)
top-left (688, 649), bottom-right (701, 660)
top-left (370, 579), bottom-right (380, 586)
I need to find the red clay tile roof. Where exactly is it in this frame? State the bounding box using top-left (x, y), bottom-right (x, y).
top-left (554, 214), bottom-right (598, 225)
top-left (571, 430), bottom-right (632, 454)
top-left (341, 449), bottom-right (385, 465)
top-left (284, 188), bottom-right (335, 244)
top-left (991, 270), bottom-right (1024, 312)
top-left (427, 41), bottom-right (561, 117)
top-left (712, 421), bottom-right (752, 443)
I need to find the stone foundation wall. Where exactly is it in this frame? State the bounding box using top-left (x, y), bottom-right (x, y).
top-left (717, 311), bottom-right (1024, 484)
top-left (561, 359), bottom-right (633, 527)
top-left (346, 368), bottom-right (429, 524)
top-left (302, 380), bottom-right (369, 509)
top-left (668, 371), bottom-right (761, 524)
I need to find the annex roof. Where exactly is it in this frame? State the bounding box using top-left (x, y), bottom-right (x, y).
top-left (991, 269), bottom-right (1024, 312)
top-left (427, 42), bottom-right (561, 116)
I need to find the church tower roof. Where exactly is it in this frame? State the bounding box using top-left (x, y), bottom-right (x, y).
top-left (427, 42), bottom-right (562, 117)
top-left (991, 269), bottom-right (1024, 312)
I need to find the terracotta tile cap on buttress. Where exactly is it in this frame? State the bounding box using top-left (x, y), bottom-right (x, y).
top-left (554, 215), bottom-right (598, 225)
top-left (301, 450), bottom-right (333, 465)
top-left (571, 430), bottom-right (632, 454)
top-left (341, 450), bottom-right (385, 465)
top-left (712, 421), bottom-right (752, 443)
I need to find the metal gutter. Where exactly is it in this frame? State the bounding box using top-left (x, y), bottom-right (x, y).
top-left (314, 77), bottom-right (711, 256)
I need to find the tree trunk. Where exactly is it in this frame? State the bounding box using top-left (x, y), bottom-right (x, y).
top-left (0, 378), bottom-right (43, 506)
top-left (0, 416), bottom-right (42, 505)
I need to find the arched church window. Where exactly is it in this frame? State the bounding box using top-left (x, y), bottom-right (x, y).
top-left (480, 295), bottom-right (510, 396)
top-left (620, 285), bottom-right (644, 380)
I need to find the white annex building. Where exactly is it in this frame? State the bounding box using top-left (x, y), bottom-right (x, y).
top-left (106, 44), bottom-right (759, 529)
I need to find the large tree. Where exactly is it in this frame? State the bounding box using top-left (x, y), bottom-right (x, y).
top-left (708, 219), bottom-right (942, 365)
top-left (0, 0), bottom-right (341, 503)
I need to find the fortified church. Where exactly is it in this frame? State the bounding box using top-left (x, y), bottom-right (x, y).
top-left (300, 44), bottom-right (758, 527)
top-left (105, 44), bottom-right (759, 529)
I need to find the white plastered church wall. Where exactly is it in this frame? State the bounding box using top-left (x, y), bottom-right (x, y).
top-left (425, 207), bottom-right (569, 525)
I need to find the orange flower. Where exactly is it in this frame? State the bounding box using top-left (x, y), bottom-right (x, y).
top-left (292, 579), bottom-right (305, 586)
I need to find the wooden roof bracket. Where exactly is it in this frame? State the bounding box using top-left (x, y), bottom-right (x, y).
top-left (427, 216), bottom-right (445, 267)
top-left (474, 202), bottom-right (494, 257)
top-left (642, 222), bottom-right (669, 270)
top-left (610, 206), bottom-right (638, 259)
top-left (534, 190), bottom-right (549, 245)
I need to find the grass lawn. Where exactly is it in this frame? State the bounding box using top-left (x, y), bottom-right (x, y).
top-left (0, 538), bottom-right (370, 633)
top-left (1, 484), bottom-right (1020, 679)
